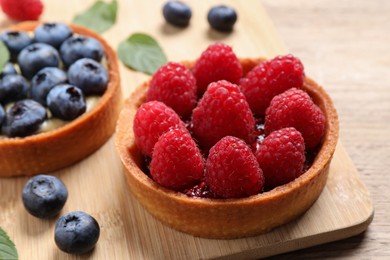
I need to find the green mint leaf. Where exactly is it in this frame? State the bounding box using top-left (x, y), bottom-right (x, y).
top-left (0, 41), bottom-right (10, 75)
top-left (0, 227), bottom-right (18, 260)
top-left (72, 0), bottom-right (118, 33)
top-left (118, 33), bottom-right (167, 75)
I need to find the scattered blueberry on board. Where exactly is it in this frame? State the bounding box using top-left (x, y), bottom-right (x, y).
top-left (161, 2), bottom-right (237, 32)
top-left (21, 174), bottom-right (99, 254)
top-left (163, 1), bottom-right (192, 27)
top-left (22, 174), bottom-right (68, 218)
top-left (55, 211), bottom-right (100, 254)
top-left (207, 5), bottom-right (238, 32)
top-left (0, 22), bottom-right (109, 138)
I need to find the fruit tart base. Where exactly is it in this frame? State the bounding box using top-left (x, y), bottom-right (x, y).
top-left (115, 58), bottom-right (338, 239)
top-left (0, 22), bottom-right (122, 177)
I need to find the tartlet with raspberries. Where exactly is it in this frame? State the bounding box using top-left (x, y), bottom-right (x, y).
top-left (115, 43), bottom-right (338, 238)
top-left (0, 21), bottom-right (122, 177)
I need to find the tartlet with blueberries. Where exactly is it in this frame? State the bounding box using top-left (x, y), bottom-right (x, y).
top-left (0, 21), bottom-right (122, 177)
top-left (115, 43), bottom-right (338, 238)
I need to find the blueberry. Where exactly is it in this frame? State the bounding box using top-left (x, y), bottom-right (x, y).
top-left (0, 62), bottom-right (17, 78)
top-left (47, 84), bottom-right (86, 121)
top-left (207, 5), bottom-right (238, 32)
top-left (34, 22), bottom-right (73, 49)
top-left (0, 74), bottom-right (29, 104)
top-left (55, 211), bottom-right (100, 254)
top-left (0, 31), bottom-right (33, 61)
top-left (2, 99), bottom-right (46, 137)
top-left (68, 58), bottom-right (108, 95)
top-left (163, 1), bottom-right (192, 27)
top-left (18, 43), bottom-right (61, 80)
top-left (60, 36), bottom-right (104, 68)
top-left (22, 175), bottom-right (68, 218)
top-left (0, 104), bottom-right (4, 127)
top-left (31, 67), bottom-right (67, 105)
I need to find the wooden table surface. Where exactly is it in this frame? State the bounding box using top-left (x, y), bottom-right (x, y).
top-left (0, 0), bottom-right (387, 259)
top-left (261, 0), bottom-right (389, 258)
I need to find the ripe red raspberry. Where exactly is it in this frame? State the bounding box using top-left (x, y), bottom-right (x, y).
top-left (264, 88), bottom-right (325, 149)
top-left (205, 136), bottom-right (264, 198)
top-left (191, 80), bottom-right (256, 150)
top-left (0, 0), bottom-right (43, 21)
top-left (150, 128), bottom-right (204, 191)
top-left (133, 101), bottom-right (187, 156)
top-left (147, 62), bottom-right (197, 118)
top-left (192, 43), bottom-right (243, 96)
top-left (255, 127), bottom-right (305, 189)
top-left (240, 54), bottom-right (304, 116)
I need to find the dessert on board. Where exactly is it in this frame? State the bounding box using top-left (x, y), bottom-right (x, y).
top-left (115, 43), bottom-right (339, 238)
top-left (0, 21), bottom-right (122, 177)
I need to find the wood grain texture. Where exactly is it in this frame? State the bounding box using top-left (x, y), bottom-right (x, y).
top-left (0, 0), bottom-right (375, 259)
top-left (261, 0), bottom-right (389, 258)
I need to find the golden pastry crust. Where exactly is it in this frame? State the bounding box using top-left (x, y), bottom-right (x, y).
top-left (0, 21), bottom-right (122, 177)
top-left (115, 58), bottom-right (338, 239)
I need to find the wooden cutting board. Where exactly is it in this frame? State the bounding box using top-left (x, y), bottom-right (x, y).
top-left (0, 0), bottom-right (374, 259)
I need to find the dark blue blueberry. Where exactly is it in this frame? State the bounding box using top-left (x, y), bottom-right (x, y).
top-left (34, 22), bottom-right (73, 49)
top-left (59, 36), bottom-right (104, 68)
top-left (207, 5), bottom-right (238, 32)
top-left (31, 67), bottom-right (67, 105)
top-left (17, 43), bottom-right (61, 80)
top-left (0, 104), bottom-right (4, 127)
top-left (22, 174), bottom-right (68, 219)
top-left (0, 74), bottom-right (29, 104)
top-left (0, 62), bottom-right (17, 78)
top-left (67, 58), bottom-right (108, 95)
top-left (163, 1), bottom-right (192, 27)
top-left (2, 99), bottom-right (46, 137)
top-left (0, 31), bottom-right (33, 61)
top-left (47, 84), bottom-right (86, 121)
top-left (55, 211), bottom-right (100, 254)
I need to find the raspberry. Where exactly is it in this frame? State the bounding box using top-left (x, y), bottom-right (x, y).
top-left (133, 101), bottom-right (187, 156)
top-left (240, 54), bottom-right (304, 116)
top-left (255, 127), bottom-right (305, 189)
top-left (192, 43), bottom-right (242, 96)
top-left (147, 62), bottom-right (197, 118)
top-left (191, 80), bottom-right (255, 150)
top-left (0, 0), bottom-right (43, 21)
top-left (264, 88), bottom-right (325, 149)
top-left (150, 128), bottom-right (204, 191)
top-left (205, 136), bottom-right (264, 198)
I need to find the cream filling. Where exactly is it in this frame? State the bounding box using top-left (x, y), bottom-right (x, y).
top-left (0, 96), bottom-right (102, 138)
